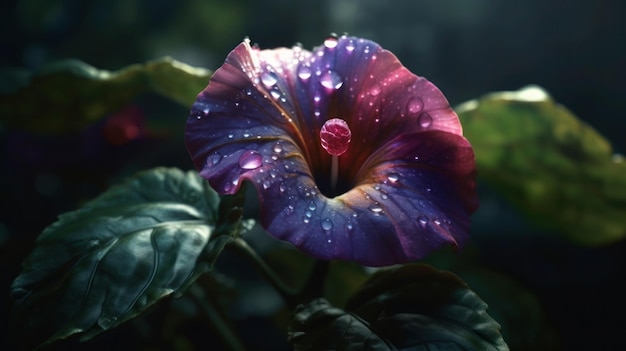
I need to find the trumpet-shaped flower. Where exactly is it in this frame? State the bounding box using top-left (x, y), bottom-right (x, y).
top-left (186, 36), bottom-right (477, 266)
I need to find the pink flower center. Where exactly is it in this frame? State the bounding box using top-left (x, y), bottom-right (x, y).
top-left (320, 118), bottom-right (352, 156)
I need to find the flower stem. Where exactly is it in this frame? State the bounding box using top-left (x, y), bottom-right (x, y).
top-left (331, 155), bottom-right (338, 193)
top-left (227, 238), bottom-right (330, 309)
top-left (229, 237), bottom-right (299, 307)
top-left (190, 284), bottom-right (247, 351)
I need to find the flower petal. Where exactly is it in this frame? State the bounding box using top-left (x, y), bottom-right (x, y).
top-left (186, 36), bottom-right (477, 266)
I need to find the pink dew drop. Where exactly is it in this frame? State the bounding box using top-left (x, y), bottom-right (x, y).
top-left (369, 84), bottom-right (382, 96)
top-left (320, 118), bottom-right (352, 156)
top-left (418, 112), bottom-right (433, 128)
top-left (407, 97), bottom-right (424, 114)
top-left (238, 150), bottom-right (263, 170)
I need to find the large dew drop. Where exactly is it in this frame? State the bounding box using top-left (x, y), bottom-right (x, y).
top-left (407, 97), bottom-right (424, 114)
top-left (320, 70), bottom-right (343, 90)
top-left (321, 218), bottom-right (333, 230)
top-left (387, 172), bottom-right (400, 184)
top-left (260, 71), bottom-right (278, 88)
top-left (418, 112), bottom-right (433, 128)
top-left (238, 150), bottom-right (263, 170)
top-left (297, 65), bottom-right (312, 80)
top-left (209, 152), bottom-right (223, 165)
top-left (324, 37), bottom-right (338, 49)
top-left (417, 215), bottom-right (428, 228)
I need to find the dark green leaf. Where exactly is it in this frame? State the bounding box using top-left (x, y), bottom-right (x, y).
top-left (0, 58), bottom-right (211, 134)
top-left (10, 167), bottom-right (219, 347)
top-left (457, 85), bottom-right (626, 246)
top-left (290, 264), bottom-right (509, 350)
top-left (289, 298), bottom-right (393, 351)
top-left (423, 248), bottom-right (560, 350)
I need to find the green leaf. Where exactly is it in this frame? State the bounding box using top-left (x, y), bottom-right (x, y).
top-left (289, 298), bottom-right (394, 350)
top-left (457, 85), bottom-right (626, 246)
top-left (0, 58), bottom-right (211, 134)
top-left (10, 167), bottom-right (219, 348)
top-left (423, 248), bottom-right (560, 350)
top-left (289, 264), bottom-right (509, 351)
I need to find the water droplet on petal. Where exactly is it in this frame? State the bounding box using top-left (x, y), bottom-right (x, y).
top-left (98, 315), bottom-right (117, 330)
top-left (433, 218), bottom-right (442, 226)
top-left (417, 215), bottom-right (428, 228)
top-left (320, 70), bottom-right (343, 90)
top-left (297, 65), bottom-right (312, 80)
top-left (418, 112), bottom-right (433, 128)
top-left (238, 151), bottom-right (263, 170)
top-left (305, 210), bottom-right (313, 218)
top-left (369, 204), bottom-right (384, 215)
top-left (272, 142), bottom-right (283, 153)
top-left (407, 97), bottom-right (424, 114)
top-left (302, 217), bottom-right (310, 224)
top-left (345, 40), bottom-right (356, 52)
top-left (308, 201), bottom-right (317, 211)
top-left (285, 204), bottom-right (294, 215)
top-left (346, 222), bottom-right (354, 231)
top-left (370, 85), bottom-right (381, 96)
top-left (321, 218), bottom-right (333, 231)
top-left (387, 172), bottom-right (400, 183)
top-left (270, 90), bottom-right (281, 100)
top-left (279, 182), bottom-right (287, 193)
top-left (209, 152), bottom-right (223, 165)
top-left (324, 37), bottom-right (338, 49)
top-left (262, 180), bottom-right (271, 189)
top-left (260, 71), bottom-right (278, 87)
top-left (227, 133), bottom-right (234, 139)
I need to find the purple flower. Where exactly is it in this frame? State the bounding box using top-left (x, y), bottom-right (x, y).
top-left (186, 36), bottom-right (477, 266)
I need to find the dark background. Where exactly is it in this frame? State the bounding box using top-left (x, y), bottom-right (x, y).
top-left (2, 0), bottom-right (624, 152)
top-left (2, 0), bottom-right (625, 350)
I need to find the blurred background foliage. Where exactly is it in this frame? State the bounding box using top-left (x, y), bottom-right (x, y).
top-left (1, 0), bottom-right (625, 350)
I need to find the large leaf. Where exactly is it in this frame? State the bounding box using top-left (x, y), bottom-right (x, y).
top-left (289, 264), bottom-right (508, 350)
top-left (423, 248), bottom-right (560, 350)
top-left (457, 85), bottom-right (626, 246)
top-left (9, 167), bottom-right (219, 348)
top-left (0, 58), bottom-right (211, 134)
